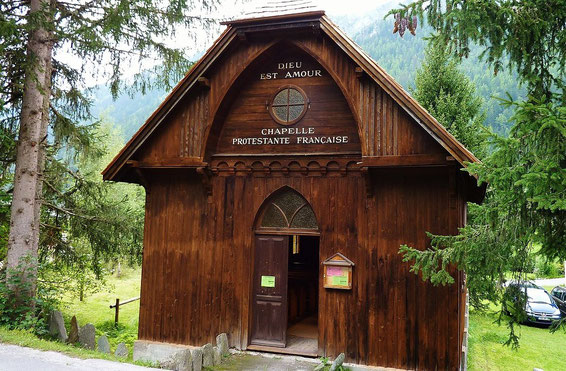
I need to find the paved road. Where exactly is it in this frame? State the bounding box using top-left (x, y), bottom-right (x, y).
top-left (0, 343), bottom-right (161, 371)
top-left (534, 277), bottom-right (566, 287)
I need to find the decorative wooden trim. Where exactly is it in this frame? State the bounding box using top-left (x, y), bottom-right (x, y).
top-left (210, 157), bottom-right (362, 177)
top-left (197, 77), bottom-right (210, 88)
top-left (103, 11), bottom-right (484, 205)
top-left (319, 15), bottom-right (480, 166)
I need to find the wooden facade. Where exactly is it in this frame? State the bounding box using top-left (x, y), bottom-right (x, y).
top-left (104, 11), bottom-right (484, 370)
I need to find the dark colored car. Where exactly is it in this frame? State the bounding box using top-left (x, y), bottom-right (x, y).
top-left (523, 287), bottom-right (562, 325)
top-left (550, 286), bottom-right (566, 316)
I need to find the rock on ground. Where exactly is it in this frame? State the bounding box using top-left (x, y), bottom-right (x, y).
top-left (176, 349), bottom-right (192, 371)
top-left (330, 353), bottom-right (345, 371)
top-left (67, 316), bottom-right (79, 344)
top-left (216, 333), bottom-right (229, 356)
top-left (79, 323), bottom-right (96, 350)
top-left (115, 343), bottom-right (128, 358)
top-left (49, 311), bottom-right (67, 343)
top-left (213, 346), bottom-right (221, 365)
top-left (202, 343), bottom-right (213, 367)
top-left (191, 348), bottom-right (203, 371)
top-left (97, 335), bottom-right (111, 354)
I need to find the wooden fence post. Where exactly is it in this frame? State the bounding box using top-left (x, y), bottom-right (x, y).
top-left (115, 298), bottom-right (120, 325)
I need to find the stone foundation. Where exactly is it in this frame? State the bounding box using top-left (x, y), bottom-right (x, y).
top-left (133, 340), bottom-right (193, 369)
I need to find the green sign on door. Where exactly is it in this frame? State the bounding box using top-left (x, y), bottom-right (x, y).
top-left (261, 275), bottom-right (276, 287)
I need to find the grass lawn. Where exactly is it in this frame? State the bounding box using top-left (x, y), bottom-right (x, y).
top-left (468, 307), bottom-right (566, 371)
top-left (0, 265), bottom-right (145, 364)
top-left (61, 265), bottom-right (142, 353)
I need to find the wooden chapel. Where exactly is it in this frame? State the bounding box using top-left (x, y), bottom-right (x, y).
top-left (103, 8), bottom-right (484, 371)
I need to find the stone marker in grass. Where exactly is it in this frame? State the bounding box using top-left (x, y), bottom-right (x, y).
top-left (115, 343), bottom-right (128, 358)
top-left (213, 346), bottom-right (221, 365)
top-left (67, 316), bottom-right (79, 344)
top-left (97, 335), bottom-right (110, 354)
top-left (79, 323), bottom-right (96, 350)
top-left (49, 310), bottom-right (67, 343)
top-left (177, 349), bottom-right (192, 371)
top-left (330, 353), bottom-right (345, 371)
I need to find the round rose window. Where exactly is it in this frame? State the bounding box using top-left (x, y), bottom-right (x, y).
top-left (269, 85), bottom-right (309, 125)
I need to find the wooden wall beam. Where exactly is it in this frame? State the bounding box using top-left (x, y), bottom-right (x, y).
top-left (361, 154), bottom-right (452, 168)
top-left (127, 157), bottom-right (207, 168)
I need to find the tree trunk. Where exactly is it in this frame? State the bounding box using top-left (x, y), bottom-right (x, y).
top-left (6, 0), bottom-right (54, 300)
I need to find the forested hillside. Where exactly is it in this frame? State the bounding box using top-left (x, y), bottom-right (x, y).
top-left (91, 11), bottom-right (524, 140)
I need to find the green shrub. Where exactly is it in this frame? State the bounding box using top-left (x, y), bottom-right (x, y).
top-left (533, 256), bottom-right (564, 278)
top-left (0, 261), bottom-right (60, 338)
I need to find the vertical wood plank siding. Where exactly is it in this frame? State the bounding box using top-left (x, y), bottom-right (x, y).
top-left (139, 169), bottom-right (463, 370)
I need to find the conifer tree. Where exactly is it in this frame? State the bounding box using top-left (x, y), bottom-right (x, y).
top-left (390, 0), bottom-right (566, 344)
top-left (412, 41), bottom-right (488, 159)
top-left (1, 0), bottom-right (219, 304)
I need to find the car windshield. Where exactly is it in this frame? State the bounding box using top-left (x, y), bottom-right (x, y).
top-left (527, 288), bottom-right (553, 304)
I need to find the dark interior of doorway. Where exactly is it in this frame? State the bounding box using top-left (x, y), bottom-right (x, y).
top-left (286, 235), bottom-right (319, 356)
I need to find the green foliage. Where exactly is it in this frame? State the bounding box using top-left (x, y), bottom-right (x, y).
top-left (341, 17), bottom-right (525, 136)
top-left (411, 40), bottom-right (489, 158)
top-left (533, 256), bottom-right (564, 279)
top-left (0, 260), bottom-right (60, 337)
top-left (39, 122), bottom-right (145, 280)
top-left (389, 0), bottom-right (566, 96)
top-left (0, 1), bottom-right (219, 300)
top-left (61, 266), bottom-right (141, 350)
top-left (388, 0), bottom-right (566, 346)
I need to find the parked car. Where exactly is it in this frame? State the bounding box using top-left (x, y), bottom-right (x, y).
top-left (522, 287), bottom-right (562, 325)
top-left (550, 286), bottom-right (566, 316)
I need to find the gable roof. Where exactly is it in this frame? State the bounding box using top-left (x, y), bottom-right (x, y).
top-left (102, 11), bottom-right (480, 182)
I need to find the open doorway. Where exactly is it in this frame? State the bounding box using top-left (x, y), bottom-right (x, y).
top-left (249, 187), bottom-right (320, 357)
top-left (287, 235), bottom-right (319, 356)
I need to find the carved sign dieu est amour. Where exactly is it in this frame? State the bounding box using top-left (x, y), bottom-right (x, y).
top-left (216, 56), bottom-right (361, 155)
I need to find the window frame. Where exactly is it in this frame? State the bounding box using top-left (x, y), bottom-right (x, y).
top-left (268, 85), bottom-right (309, 126)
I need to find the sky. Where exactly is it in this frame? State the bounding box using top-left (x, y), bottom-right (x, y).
top-left (227, 0), bottom-right (398, 17)
top-left (319, 0), bottom-right (395, 14)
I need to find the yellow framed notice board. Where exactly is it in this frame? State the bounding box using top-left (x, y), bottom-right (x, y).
top-left (323, 253), bottom-right (354, 290)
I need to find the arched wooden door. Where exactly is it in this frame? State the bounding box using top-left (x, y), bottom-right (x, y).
top-left (250, 188), bottom-right (319, 348)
